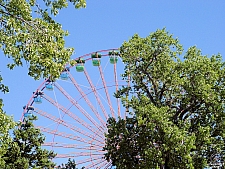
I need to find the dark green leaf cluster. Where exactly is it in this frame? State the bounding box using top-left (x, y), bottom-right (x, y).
top-left (56, 158), bottom-right (84, 169)
top-left (0, 74), bottom-right (9, 94)
top-left (0, 74), bottom-right (15, 166)
top-left (0, 99), bottom-right (15, 167)
top-left (42, 0), bottom-right (86, 15)
top-left (104, 29), bottom-right (225, 169)
top-left (2, 117), bottom-right (56, 169)
top-left (104, 116), bottom-right (149, 168)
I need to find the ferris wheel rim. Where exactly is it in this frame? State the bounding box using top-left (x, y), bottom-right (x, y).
top-left (22, 48), bottom-right (120, 118)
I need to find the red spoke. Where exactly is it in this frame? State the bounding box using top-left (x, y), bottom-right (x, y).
top-left (37, 126), bottom-right (104, 147)
top-left (68, 150), bottom-right (104, 155)
top-left (76, 156), bottom-right (103, 165)
top-left (85, 158), bottom-right (106, 168)
top-left (34, 108), bottom-right (104, 144)
top-left (56, 154), bottom-right (103, 158)
top-left (98, 161), bottom-right (110, 169)
top-left (36, 126), bottom-right (103, 148)
top-left (43, 93), bottom-right (104, 139)
top-left (55, 83), bottom-right (105, 132)
top-left (69, 72), bottom-right (107, 128)
top-left (42, 142), bottom-right (102, 150)
top-left (104, 162), bottom-right (113, 169)
top-left (98, 65), bottom-right (115, 118)
top-left (114, 60), bottom-right (120, 117)
top-left (84, 69), bottom-right (108, 120)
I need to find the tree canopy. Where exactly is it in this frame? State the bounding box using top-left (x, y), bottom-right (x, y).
top-left (56, 158), bottom-right (85, 169)
top-left (2, 117), bottom-right (55, 169)
top-left (0, 100), bottom-right (15, 167)
top-left (104, 29), bottom-right (225, 169)
top-left (0, 73), bottom-right (15, 167)
top-left (2, 116), bottom-right (56, 169)
top-left (0, 0), bottom-right (86, 80)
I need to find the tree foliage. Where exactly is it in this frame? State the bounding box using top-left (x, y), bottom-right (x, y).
top-left (2, 117), bottom-right (56, 169)
top-left (104, 29), bottom-right (225, 169)
top-left (0, 0), bottom-right (86, 166)
top-left (0, 0), bottom-right (86, 79)
top-left (0, 100), bottom-right (15, 167)
top-left (0, 73), bottom-right (15, 167)
top-left (56, 158), bottom-right (85, 169)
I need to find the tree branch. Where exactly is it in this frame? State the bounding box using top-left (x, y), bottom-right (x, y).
top-left (139, 76), bottom-right (157, 106)
top-left (173, 99), bottom-right (202, 121)
top-left (0, 9), bottom-right (35, 29)
top-left (140, 67), bottom-right (158, 96)
top-left (182, 103), bottom-right (202, 121)
top-left (159, 83), bottom-right (166, 100)
top-left (0, 3), bottom-right (44, 33)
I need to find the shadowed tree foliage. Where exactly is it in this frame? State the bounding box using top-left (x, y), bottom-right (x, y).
top-left (56, 158), bottom-right (85, 169)
top-left (2, 116), bottom-right (56, 169)
top-left (104, 29), bottom-right (225, 169)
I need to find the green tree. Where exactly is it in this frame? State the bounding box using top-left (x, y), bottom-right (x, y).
top-left (56, 158), bottom-right (81, 169)
top-left (0, 0), bottom-right (86, 79)
top-left (104, 29), bottom-right (225, 169)
top-left (0, 75), bottom-right (15, 167)
top-left (0, 0), bottom-right (86, 166)
top-left (2, 116), bottom-right (56, 169)
top-left (0, 99), bottom-right (15, 167)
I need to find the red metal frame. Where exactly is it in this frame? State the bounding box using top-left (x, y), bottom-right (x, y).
top-left (98, 65), bottom-right (115, 118)
top-left (84, 69), bottom-right (109, 120)
top-left (69, 73), bottom-right (106, 128)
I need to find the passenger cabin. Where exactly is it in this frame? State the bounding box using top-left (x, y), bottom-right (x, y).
top-left (91, 52), bottom-right (101, 66)
top-left (45, 83), bottom-right (53, 91)
top-left (45, 79), bottom-right (54, 91)
top-left (60, 67), bottom-right (70, 80)
top-left (24, 112), bottom-right (33, 118)
top-left (108, 50), bottom-right (119, 64)
top-left (110, 57), bottom-right (118, 64)
top-left (33, 90), bottom-right (43, 104)
top-left (23, 106), bottom-right (34, 120)
top-left (34, 97), bottom-right (42, 104)
top-left (75, 59), bottom-right (85, 72)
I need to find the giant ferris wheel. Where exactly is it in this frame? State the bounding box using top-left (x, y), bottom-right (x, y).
top-left (22, 49), bottom-right (129, 168)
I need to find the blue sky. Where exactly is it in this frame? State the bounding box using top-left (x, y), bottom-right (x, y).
top-left (0, 1), bottom-right (225, 168)
top-left (1, 0), bottom-right (224, 122)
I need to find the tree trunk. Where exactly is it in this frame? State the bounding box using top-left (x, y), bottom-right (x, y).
top-left (164, 155), bottom-right (170, 169)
